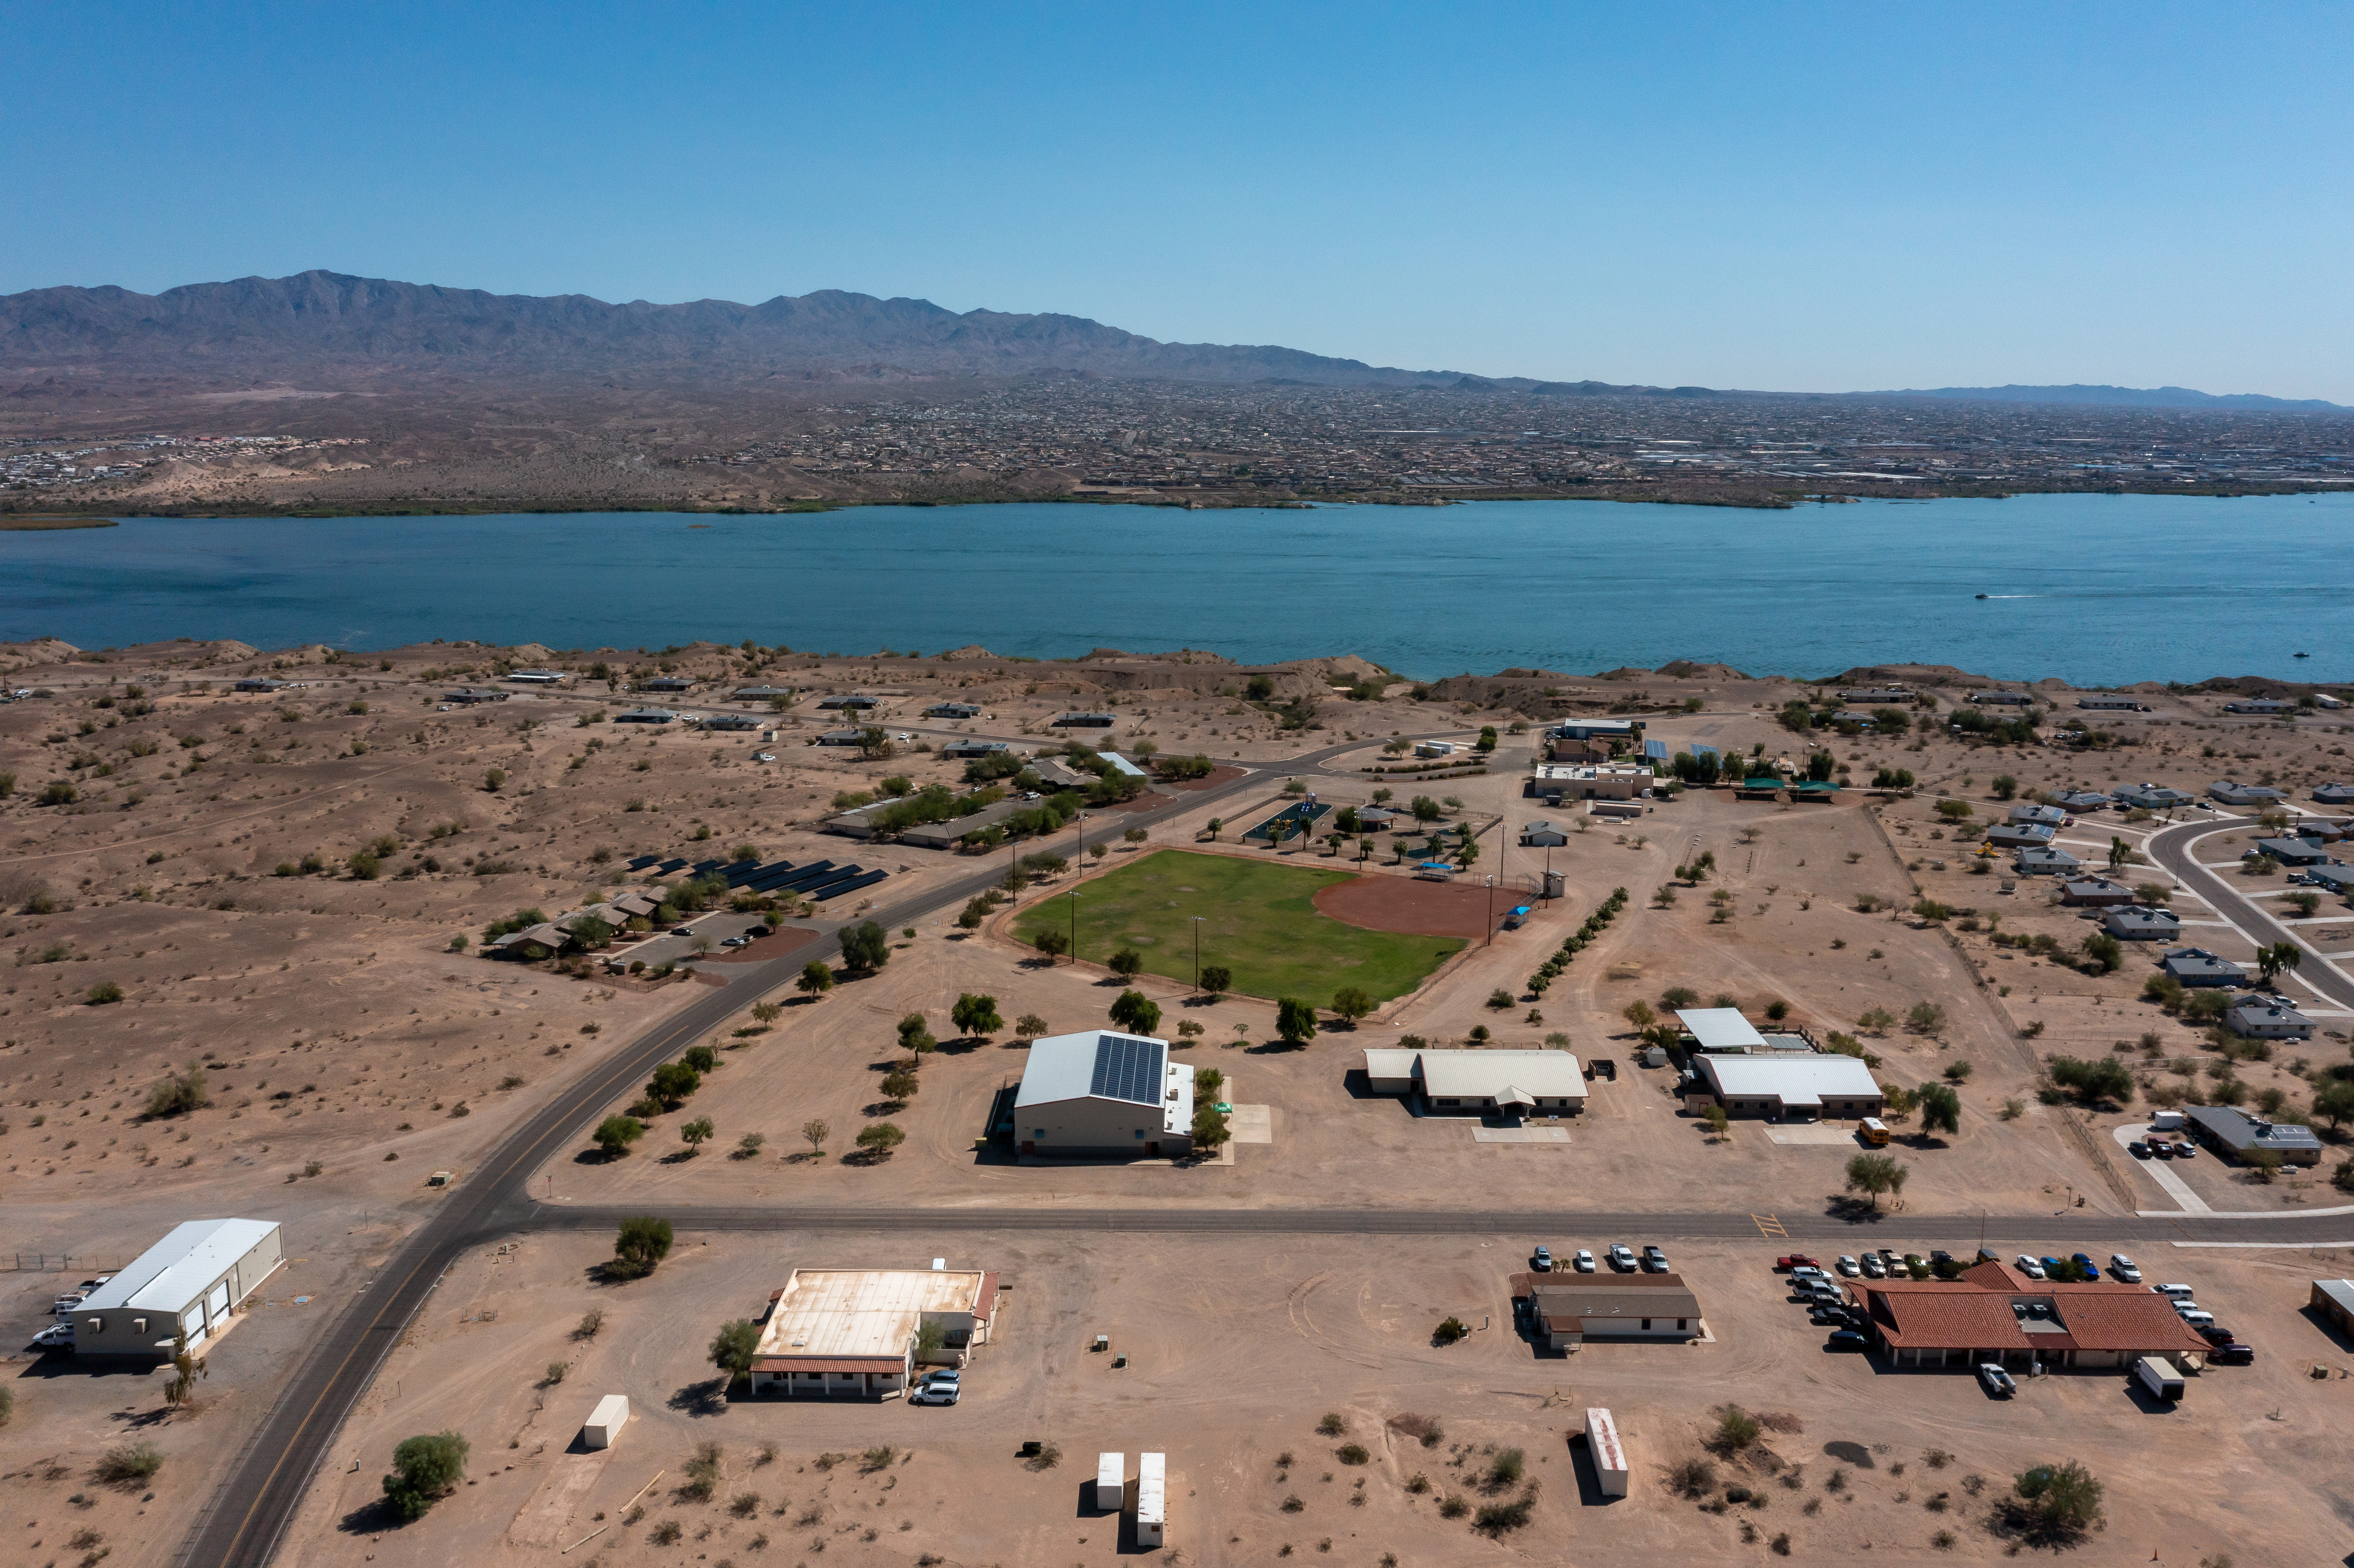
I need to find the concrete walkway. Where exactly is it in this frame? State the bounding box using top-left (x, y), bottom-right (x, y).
top-left (2112, 1123), bottom-right (2211, 1214)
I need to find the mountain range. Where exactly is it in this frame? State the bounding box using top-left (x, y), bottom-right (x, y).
top-left (2, 271), bottom-right (2343, 411)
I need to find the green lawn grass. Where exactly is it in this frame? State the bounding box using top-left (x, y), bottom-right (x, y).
top-left (1022, 848), bottom-right (1463, 1006)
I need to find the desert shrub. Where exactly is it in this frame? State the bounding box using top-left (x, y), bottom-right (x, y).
top-left (1487, 1448), bottom-right (1525, 1487)
top-left (1713, 1406), bottom-right (1762, 1452)
top-left (1473, 1490), bottom-right (1535, 1534)
top-left (97, 1441), bottom-right (163, 1486)
top-left (1337, 1443), bottom-right (1370, 1466)
top-left (1671, 1457), bottom-right (1718, 1497)
top-left (146, 1064), bottom-right (210, 1119)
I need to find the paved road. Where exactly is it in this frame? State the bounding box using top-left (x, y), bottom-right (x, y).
top-left (182, 762), bottom-right (2351, 1566)
top-left (2146, 814), bottom-right (2354, 1012)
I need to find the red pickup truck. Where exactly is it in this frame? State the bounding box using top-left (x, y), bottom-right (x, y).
top-left (1775, 1254), bottom-right (1822, 1272)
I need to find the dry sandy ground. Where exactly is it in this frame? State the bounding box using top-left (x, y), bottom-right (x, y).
top-left (5, 644), bottom-right (2354, 1565)
top-left (252, 1228), bottom-right (2354, 1568)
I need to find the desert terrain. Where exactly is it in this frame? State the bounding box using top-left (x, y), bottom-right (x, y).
top-left (2, 641), bottom-right (2351, 1565)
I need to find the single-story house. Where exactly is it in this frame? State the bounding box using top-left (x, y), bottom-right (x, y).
top-left (748, 1266), bottom-right (1000, 1399)
top-left (1360, 1048), bottom-right (1585, 1117)
top-left (925, 701), bottom-right (983, 719)
top-left (941, 739), bottom-right (1010, 759)
top-left (1517, 1272), bottom-right (1702, 1347)
top-left (2293, 820), bottom-right (2348, 842)
top-left (1852, 1259), bottom-right (2209, 1370)
top-left (2008, 803), bottom-right (2067, 827)
top-left (2077, 695), bottom-right (2150, 711)
top-left (1548, 719), bottom-right (1644, 742)
top-left (2161, 947), bottom-right (2247, 987)
top-left (2312, 1280), bottom-right (2354, 1335)
top-left (2315, 783), bottom-right (2354, 806)
top-left (1415, 740), bottom-right (1459, 758)
top-left (1098, 752), bottom-right (1149, 778)
top-left (1839, 688), bottom-right (1913, 705)
top-left (1682, 1052), bottom-right (1883, 1121)
top-left (636, 675), bottom-right (695, 693)
top-left (73, 1219), bottom-right (283, 1358)
top-left (817, 694), bottom-right (881, 710)
top-left (233, 678), bottom-right (288, 693)
top-left (442, 687), bottom-right (510, 705)
top-left (2251, 836), bottom-right (2332, 866)
top-left (1547, 736), bottom-right (1613, 764)
top-left (613, 706), bottom-right (677, 725)
top-left (2114, 784), bottom-right (2196, 809)
top-left (1830, 710), bottom-right (1879, 728)
top-left (699, 713), bottom-right (762, 731)
top-left (2225, 994), bottom-right (2314, 1040)
top-left (816, 727), bottom-right (868, 746)
top-left (1052, 711), bottom-right (1117, 728)
top-left (1970, 690), bottom-right (2035, 706)
top-left (1984, 822), bottom-right (2057, 849)
top-left (2058, 876), bottom-right (2135, 907)
top-left (1528, 763), bottom-right (1654, 802)
top-left (2223, 698), bottom-right (2295, 715)
top-left (2209, 780), bottom-right (2286, 805)
top-left (1015, 1031), bottom-right (1194, 1158)
top-left (2103, 905), bottom-right (2182, 941)
top-left (505, 669), bottom-right (566, 684)
top-left (733, 684), bottom-right (796, 701)
top-left (1519, 820), bottom-right (1569, 847)
top-left (2299, 863), bottom-right (2354, 894)
top-left (2055, 790), bottom-right (2112, 812)
top-left (1031, 758), bottom-right (1094, 790)
top-left (2014, 846), bottom-right (2082, 876)
top-left (900, 797), bottom-right (1027, 849)
top-left (2186, 1104), bottom-right (2323, 1166)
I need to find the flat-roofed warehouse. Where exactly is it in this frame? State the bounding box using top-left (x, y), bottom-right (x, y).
top-left (749, 1266), bottom-right (1000, 1399)
top-left (1361, 1048), bottom-right (1585, 1116)
top-left (1683, 1051), bottom-right (1884, 1121)
top-left (74, 1218), bottom-right (283, 1357)
top-left (1513, 1271), bottom-right (1703, 1346)
top-left (1015, 1030), bottom-right (1195, 1157)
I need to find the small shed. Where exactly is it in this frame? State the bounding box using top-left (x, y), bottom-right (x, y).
top-left (1096, 1452), bottom-right (1125, 1511)
top-left (2312, 1279), bottom-right (2354, 1334)
top-left (582, 1394), bottom-right (629, 1449)
top-left (1136, 1451), bottom-right (1166, 1545)
top-left (1585, 1408), bottom-right (1629, 1497)
top-left (1519, 820), bottom-right (1569, 847)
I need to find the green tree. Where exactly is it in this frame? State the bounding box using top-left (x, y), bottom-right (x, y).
top-left (2257, 940), bottom-right (2304, 986)
top-left (1330, 986), bottom-right (1375, 1024)
top-left (648, 1061), bottom-right (701, 1108)
top-left (383, 1431), bottom-right (470, 1520)
top-left (801, 1117), bottom-right (831, 1156)
top-left (682, 1044), bottom-right (718, 1073)
top-left (1918, 1082), bottom-right (1962, 1135)
top-left (838, 919), bottom-right (891, 973)
top-left (710, 1318), bottom-right (760, 1384)
top-left (1843, 1151), bottom-right (1910, 1210)
top-left (1703, 1103), bottom-right (1730, 1140)
top-left (613, 1216), bottom-right (674, 1278)
top-left (1014, 1012), bottom-right (1051, 1040)
top-left (2107, 836), bottom-right (2132, 870)
top-left (1991, 775), bottom-right (2017, 800)
top-left (592, 1115), bottom-right (645, 1157)
top-left (797, 959), bottom-right (835, 997)
top-left (897, 1011), bottom-right (937, 1054)
top-left (1108, 946), bottom-right (1144, 978)
top-left (1109, 989), bottom-right (1163, 1036)
top-left (2082, 933), bottom-right (2123, 974)
top-left (854, 1122), bottom-right (906, 1159)
top-left (2307, 1078), bottom-right (2354, 1131)
top-left (1191, 1104), bottom-right (1232, 1152)
top-left (1199, 964), bottom-right (1232, 999)
top-left (951, 992), bottom-right (1004, 1039)
top-left (2005, 1461), bottom-right (2104, 1544)
top-left (2046, 1055), bottom-right (2135, 1106)
top-left (1032, 927), bottom-right (1070, 961)
top-left (680, 1115), bottom-right (715, 1154)
top-left (1276, 996), bottom-right (1318, 1046)
top-left (1622, 1000), bottom-right (1656, 1031)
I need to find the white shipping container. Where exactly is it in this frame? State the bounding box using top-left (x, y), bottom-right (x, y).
top-left (1096, 1452), bottom-right (1124, 1512)
top-left (1136, 1451), bottom-right (1166, 1545)
top-left (2135, 1356), bottom-right (2184, 1401)
top-left (582, 1394), bottom-right (630, 1449)
top-left (1585, 1407), bottom-right (1630, 1496)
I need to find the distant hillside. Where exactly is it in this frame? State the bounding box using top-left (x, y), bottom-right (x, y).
top-left (1871, 383), bottom-right (2348, 413)
top-left (0, 271), bottom-right (1466, 388)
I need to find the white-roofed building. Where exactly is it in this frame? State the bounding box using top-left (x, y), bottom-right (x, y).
top-left (1675, 1008), bottom-right (1767, 1051)
top-left (73, 1219), bottom-right (282, 1357)
top-left (1357, 1048), bottom-right (1585, 1116)
top-left (748, 1266), bottom-right (1000, 1399)
top-left (1015, 1030), bottom-right (1195, 1157)
top-left (1684, 1053), bottom-right (1884, 1121)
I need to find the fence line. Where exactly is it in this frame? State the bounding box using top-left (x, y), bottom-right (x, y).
top-left (5, 1254), bottom-right (124, 1273)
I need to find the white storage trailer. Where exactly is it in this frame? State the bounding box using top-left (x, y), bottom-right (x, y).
top-left (1096, 1452), bottom-right (1124, 1511)
top-left (1135, 1451), bottom-right (1166, 1545)
top-left (582, 1394), bottom-right (630, 1449)
top-left (1585, 1407), bottom-right (1630, 1496)
top-left (2136, 1356), bottom-right (2185, 1401)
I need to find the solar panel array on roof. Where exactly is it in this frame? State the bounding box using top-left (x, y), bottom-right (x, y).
top-left (814, 869), bottom-right (887, 901)
top-left (1089, 1034), bottom-right (1163, 1104)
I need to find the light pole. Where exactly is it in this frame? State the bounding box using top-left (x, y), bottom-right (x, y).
top-left (1191, 915), bottom-right (1206, 992)
top-left (1484, 874), bottom-right (1497, 947)
top-left (1065, 890), bottom-right (1080, 965)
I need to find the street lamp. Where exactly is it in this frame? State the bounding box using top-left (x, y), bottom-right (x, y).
top-left (1484, 874), bottom-right (1497, 947)
top-left (1192, 915), bottom-right (1206, 992)
top-left (1065, 889), bottom-right (1080, 965)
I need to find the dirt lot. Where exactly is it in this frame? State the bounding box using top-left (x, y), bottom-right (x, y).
top-left (6, 643), bottom-right (2354, 1564)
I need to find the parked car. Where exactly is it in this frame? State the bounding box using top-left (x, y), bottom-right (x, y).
top-left (922, 1368), bottom-right (960, 1388)
top-left (2039, 1257), bottom-right (2068, 1278)
top-left (2209, 1343), bottom-right (2256, 1366)
top-left (2128, 1140), bottom-right (2152, 1159)
top-left (669, 925), bottom-right (695, 936)
top-left (2109, 1254), bottom-right (2142, 1283)
top-left (1902, 1254), bottom-right (1928, 1276)
top-left (909, 1382), bottom-right (960, 1406)
top-left (2070, 1253), bottom-right (2098, 1275)
top-left (1532, 1246), bottom-right (1553, 1273)
top-left (720, 936), bottom-right (748, 948)
top-left (1641, 1246), bottom-right (1670, 1273)
top-left (1825, 1330), bottom-right (1869, 1353)
top-left (1809, 1306), bottom-right (1851, 1327)
top-left (2172, 1142), bottom-right (2196, 1160)
top-left (2177, 1308), bottom-right (2216, 1330)
top-left (1859, 1253), bottom-right (1887, 1279)
top-left (2196, 1324), bottom-right (2237, 1347)
top-left (31, 1322), bottom-right (73, 1350)
top-left (2151, 1140), bottom-right (2176, 1159)
top-left (753, 752), bottom-right (777, 763)
top-left (2155, 1283), bottom-right (2195, 1300)
top-left (1976, 1363), bottom-right (2017, 1397)
top-left (1836, 1255), bottom-right (1860, 1277)
top-left (1608, 1244), bottom-right (1637, 1272)
top-left (1928, 1249), bottom-right (1954, 1267)
top-left (1572, 1249), bottom-right (1595, 1273)
top-left (1775, 1254), bottom-right (1821, 1272)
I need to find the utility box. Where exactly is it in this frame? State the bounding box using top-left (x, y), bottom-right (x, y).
top-left (1096, 1452), bottom-right (1124, 1511)
top-left (582, 1394), bottom-right (629, 1449)
top-left (1585, 1407), bottom-right (1629, 1496)
top-left (1136, 1451), bottom-right (1166, 1545)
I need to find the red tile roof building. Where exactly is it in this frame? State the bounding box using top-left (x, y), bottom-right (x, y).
top-left (1851, 1260), bottom-right (2209, 1370)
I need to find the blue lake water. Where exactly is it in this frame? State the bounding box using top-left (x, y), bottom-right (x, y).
top-left (3, 492), bottom-right (2348, 685)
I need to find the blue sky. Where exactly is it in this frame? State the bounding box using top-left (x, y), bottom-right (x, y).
top-left (8, 3), bottom-right (2351, 399)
